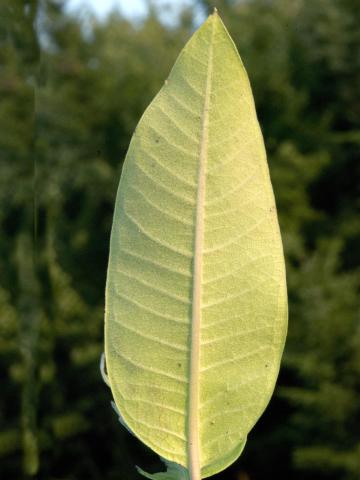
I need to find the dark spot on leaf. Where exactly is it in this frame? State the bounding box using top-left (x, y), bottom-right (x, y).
top-left (177, 362), bottom-right (181, 367)
top-left (155, 138), bottom-right (160, 143)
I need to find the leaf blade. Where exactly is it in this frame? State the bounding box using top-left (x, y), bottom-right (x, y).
top-left (105, 11), bottom-right (287, 478)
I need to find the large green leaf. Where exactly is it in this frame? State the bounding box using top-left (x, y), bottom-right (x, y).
top-left (104, 10), bottom-right (287, 480)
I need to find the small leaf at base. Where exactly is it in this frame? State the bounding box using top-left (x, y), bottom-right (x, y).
top-left (137, 459), bottom-right (189, 480)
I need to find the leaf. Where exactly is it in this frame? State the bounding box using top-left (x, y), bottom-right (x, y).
top-left (137, 459), bottom-right (189, 480)
top-left (104, 10), bottom-right (287, 480)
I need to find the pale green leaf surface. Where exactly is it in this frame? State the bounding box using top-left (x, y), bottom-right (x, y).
top-left (105, 11), bottom-right (287, 479)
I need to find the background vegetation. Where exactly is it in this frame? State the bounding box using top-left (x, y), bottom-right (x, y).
top-left (1, 0), bottom-right (359, 479)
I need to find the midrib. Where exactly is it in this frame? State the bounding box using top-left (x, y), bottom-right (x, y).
top-left (188, 20), bottom-right (215, 480)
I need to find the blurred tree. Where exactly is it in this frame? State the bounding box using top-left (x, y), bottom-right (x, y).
top-left (0, 0), bottom-right (41, 476)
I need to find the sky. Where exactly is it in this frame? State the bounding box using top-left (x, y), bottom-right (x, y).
top-left (66, 0), bottom-right (198, 23)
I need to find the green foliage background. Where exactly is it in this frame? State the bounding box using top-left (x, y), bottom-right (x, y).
top-left (0, 0), bottom-right (359, 479)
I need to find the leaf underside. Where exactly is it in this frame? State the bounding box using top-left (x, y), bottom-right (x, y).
top-left (105, 11), bottom-right (287, 479)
